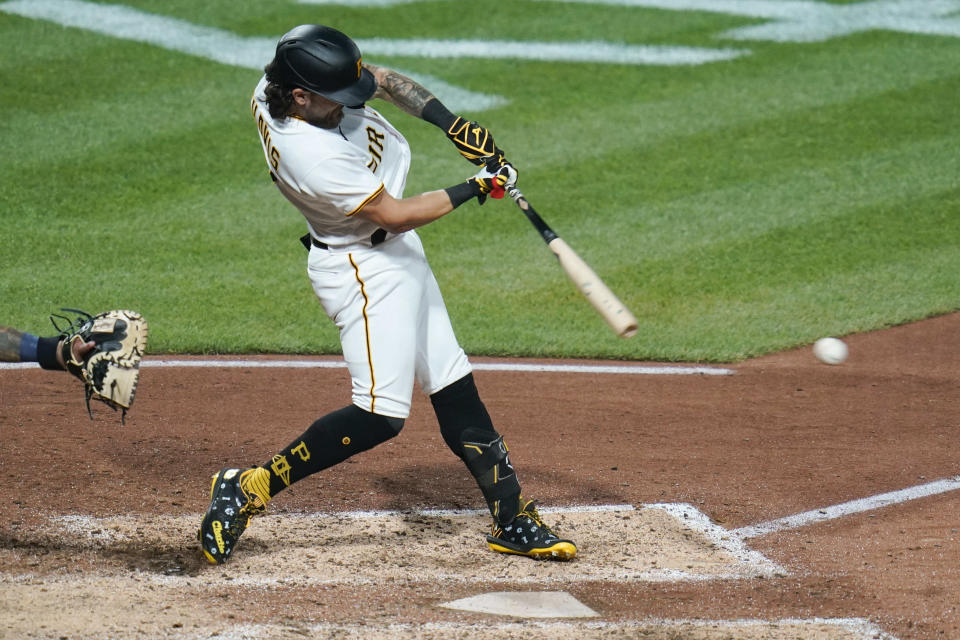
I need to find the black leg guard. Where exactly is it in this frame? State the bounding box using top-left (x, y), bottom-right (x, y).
top-left (431, 374), bottom-right (521, 525)
top-left (263, 404), bottom-right (403, 496)
top-left (461, 428), bottom-right (522, 526)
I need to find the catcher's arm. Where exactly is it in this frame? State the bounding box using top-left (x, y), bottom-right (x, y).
top-left (0, 326), bottom-right (93, 366)
top-left (364, 63), bottom-right (504, 165)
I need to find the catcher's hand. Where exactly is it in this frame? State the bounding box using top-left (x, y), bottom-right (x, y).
top-left (446, 117), bottom-right (505, 166)
top-left (51, 309), bottom-right (149, 423)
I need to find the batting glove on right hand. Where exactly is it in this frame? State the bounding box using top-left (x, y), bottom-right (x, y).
top-left (468, 158), bottom-right (518, 205)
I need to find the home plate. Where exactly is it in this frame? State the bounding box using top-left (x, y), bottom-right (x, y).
top-left (439, 591), bottom-right (599, 618)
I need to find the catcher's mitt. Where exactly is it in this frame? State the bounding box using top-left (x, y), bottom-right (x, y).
top-left (50, 309), bottom-right (149, 423)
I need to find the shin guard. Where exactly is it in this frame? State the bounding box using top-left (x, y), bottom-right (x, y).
top-left (431, 374), bottom-right (522, 525)
top-left (460, 428), bottom-right (521, 526)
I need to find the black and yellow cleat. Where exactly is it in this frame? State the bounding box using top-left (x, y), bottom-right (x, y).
top-left (197, 467), bottom-right (269, 565)
top-left (486, 499), bottom-right (577, 561)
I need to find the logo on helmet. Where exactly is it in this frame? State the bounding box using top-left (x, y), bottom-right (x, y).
top-left (356, 57), bottom-right (363, 79)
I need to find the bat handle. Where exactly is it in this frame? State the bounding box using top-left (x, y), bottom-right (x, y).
top-left (505, 185), bottom-right (558, 244)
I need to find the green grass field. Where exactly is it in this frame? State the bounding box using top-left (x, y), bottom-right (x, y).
top-left (2, 0), bottom-right (958, 361)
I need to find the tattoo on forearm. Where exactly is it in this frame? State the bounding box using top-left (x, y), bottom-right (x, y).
top-left (366, 64), bottom-right (436, 118)
top-left (0, 326), bottom-right (24, 362)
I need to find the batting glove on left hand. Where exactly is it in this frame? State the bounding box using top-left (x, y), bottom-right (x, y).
top-left (469, 158), bottom-right (518, 204)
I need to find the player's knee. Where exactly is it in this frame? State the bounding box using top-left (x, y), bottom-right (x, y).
top-left (335, 405), bottom-right (403, 450)
top-left (354, 406), bottom-right (404, 437)
top-left (430, 373), bottom-right (495, 457)
top-left (383, 415), bottom-right (405, 434)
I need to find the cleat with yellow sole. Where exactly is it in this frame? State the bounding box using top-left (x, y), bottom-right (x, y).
top-left (487, 499), bottom-right (577, 561)
top-left (197, 467), bottom-right (268, 564)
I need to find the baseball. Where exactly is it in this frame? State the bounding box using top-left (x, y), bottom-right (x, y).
top-left (813, 337), bottom-right (848, 365)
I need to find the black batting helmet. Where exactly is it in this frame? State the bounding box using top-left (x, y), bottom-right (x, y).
top-left (270, 25), bottom-right (376, 106)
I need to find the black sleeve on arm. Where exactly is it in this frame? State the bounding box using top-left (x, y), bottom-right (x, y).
top-left (444, 181), bottom-right (478, 209)
top-left (421, 98), bottom-right (458, 131)
top-left (36, 336), bottom-right (63, 370)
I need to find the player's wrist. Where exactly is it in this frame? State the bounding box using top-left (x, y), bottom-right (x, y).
top-left (421, 98), bottom-right (458, 132)
top-left (444, 181), bottom-right (479, 209)
top-left (36, 335), bottom-right (64, 370)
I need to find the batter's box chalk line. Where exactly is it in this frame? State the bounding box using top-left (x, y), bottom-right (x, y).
top-left (179, 618), bottom-right (901, 640)
top-left (733, 475), bottom-right (960, 539)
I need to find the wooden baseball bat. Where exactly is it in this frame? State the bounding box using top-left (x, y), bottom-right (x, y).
top-left (505, 185), bottom-right (638, 339)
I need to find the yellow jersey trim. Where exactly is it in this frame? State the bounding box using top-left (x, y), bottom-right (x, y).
top-left (347, 183), bottom-right (385, 216)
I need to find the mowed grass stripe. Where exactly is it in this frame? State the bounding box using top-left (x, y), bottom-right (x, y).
top-left (500, 35), bottom-right (960, 176)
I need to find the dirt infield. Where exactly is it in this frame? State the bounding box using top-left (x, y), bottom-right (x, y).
top-left (2, 313), bottom-right (959, 639)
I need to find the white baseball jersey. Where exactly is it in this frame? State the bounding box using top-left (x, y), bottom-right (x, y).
top-left (251, 75), bottom-right (471, 417)
top-left (251, 76), bottom-right (411, 248)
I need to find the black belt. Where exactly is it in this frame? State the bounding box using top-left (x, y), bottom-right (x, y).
top-left (301, 228), bottom-right (387, 251)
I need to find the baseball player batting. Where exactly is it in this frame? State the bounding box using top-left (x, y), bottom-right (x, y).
top-left (198, 25), bottom-right (577, 564)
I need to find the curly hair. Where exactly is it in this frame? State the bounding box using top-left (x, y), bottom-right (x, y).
top-left (263, 58), bottom-right (296, 119)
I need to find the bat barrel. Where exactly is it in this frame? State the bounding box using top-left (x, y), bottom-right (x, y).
top-left (507, 185), bottom-right (637, 339)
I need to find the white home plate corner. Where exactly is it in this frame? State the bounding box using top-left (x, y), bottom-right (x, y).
top-left (439, 591), bottom-right (599, 618)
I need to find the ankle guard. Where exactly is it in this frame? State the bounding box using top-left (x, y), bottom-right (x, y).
top-left (461, 428), bottom-right (521, 526)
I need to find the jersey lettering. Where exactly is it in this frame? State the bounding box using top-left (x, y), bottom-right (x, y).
top-left (367, 147), bottom-right (383, 172)
top-left (367, 127), bottom-right (385, 150)
top-left (366, 126), bottom-right (385, 172)
top-left (251, 99), bottom-right (281, 171)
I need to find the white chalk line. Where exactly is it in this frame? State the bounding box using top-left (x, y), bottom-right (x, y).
top-left (0, 0), bottom-right (745, 67)
top-left (0, 0), bottom-right (505, 112)
top-left (0, 358), bottom-right (734, 375)
top-left (300, 0), bottom-right (960, 44)
top-left (355, 37), bottom-right (746, 65)
top-left (648, 503), bottom-right (783, 577)
top-left (735, 475), bottom-right (960, 539)
top-left (212, 618), bottom-right (899, 640)
top-left (284, 503), bottom-right (636, 519)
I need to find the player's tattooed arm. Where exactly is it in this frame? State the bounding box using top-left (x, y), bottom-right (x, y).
top-left (364, 63), bottom-right (502, 166)
top-left (0, 326), bottom-right (25, 362)
top-left (364, 64), bottom-right (436, 119)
